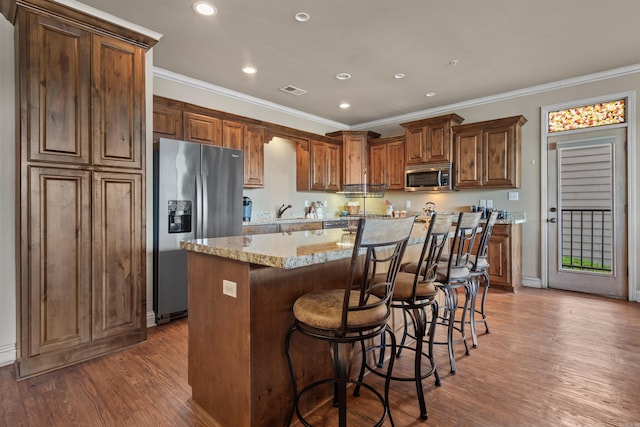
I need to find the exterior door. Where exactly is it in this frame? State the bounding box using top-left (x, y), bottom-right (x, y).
top-left (547, 128), bottom-right (627, 297)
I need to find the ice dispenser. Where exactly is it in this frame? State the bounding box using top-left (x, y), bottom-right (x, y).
top-left (168, 200), bottom-right (192, 233)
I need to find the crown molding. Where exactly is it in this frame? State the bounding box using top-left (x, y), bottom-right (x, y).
top-left (153, 67), bottom-right (350, 130)
top-left (351, 63), bottom-right (640, 131)
top-left (50, 0), bottom-right (163, 41)
top-left (154, 63), bottom-right (640, 133)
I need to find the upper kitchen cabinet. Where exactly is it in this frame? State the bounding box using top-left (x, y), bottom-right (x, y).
top-left (400, 114), bottom-right (464, 166)
top-left (243, 125), bottom-right (265, 188)
top-left (326, 130), bottom-right (380, 185)
top-left (183, 111), bottom-right (222, 146)
top-left (295, 137), bottom-right (342, 192)
top-left (222, 120), bottom-right (245, 150)
top-left (452, 115), bottom-right (527, 189)
top-left (91, 34), bottom-right (145, 169)
top-left (310, 140), bottom-right (341, 192)
top-left (369, 135), bottom-right (405, 190)
top-left (8, 0), bottom-right (157, 378)
top-left (153, 98), bottom-right (183, 143)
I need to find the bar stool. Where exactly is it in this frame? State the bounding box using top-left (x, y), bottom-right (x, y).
top-left (361, 212), bottom-right (455, 420)
top-left (467, 210), bottom-right (499, 347)
top-left (284, 216), bottom-right (415, 427)
top-left (405, 211), bottom-right (481, 373)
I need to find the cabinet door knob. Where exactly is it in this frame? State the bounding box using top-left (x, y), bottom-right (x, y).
top-left (548, 218), bottom-right (557, 223)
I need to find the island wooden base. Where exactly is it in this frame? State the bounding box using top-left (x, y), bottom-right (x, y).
top-left (187, 252), bottom-right (354, 427)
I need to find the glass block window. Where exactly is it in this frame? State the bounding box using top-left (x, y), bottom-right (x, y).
top-left (548, 99), bottom-right (625, 133)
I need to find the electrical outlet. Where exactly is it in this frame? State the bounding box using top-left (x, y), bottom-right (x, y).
top-left (222, 280), bottom-right (237, 298)
top-left (486, 199), bottom-right (493, 208)
top-left (405, 200), bottom-right (411, 209)
top-left (304, 200), bottom-right (309, 207)
top-left (479, 199), bottom-right (487, 208)
top-left (323, 200), bottom-right (328, 207)
top-left (508, 191), bottom-right (519, 201)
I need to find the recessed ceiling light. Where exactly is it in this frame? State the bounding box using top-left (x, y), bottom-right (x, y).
top-left (336, 73), bottom-right (351, 80)
top-left (242, 66), bottom-right (257, 74)
top-left (425, 92), bottom-right (436, 97)
top-left (339, 103), bottom-right (350, 109)
top-left (449, 59), bottom-right (460, 66)
top-left (294, 12), bottom-right (310, 22)
top-left (393, 73), bottom-right (406, 79)
top-left (193, 1), bottom-right (217, 16)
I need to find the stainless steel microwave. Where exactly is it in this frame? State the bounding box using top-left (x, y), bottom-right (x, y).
top-left (404, 162), bottom-right (453, 192)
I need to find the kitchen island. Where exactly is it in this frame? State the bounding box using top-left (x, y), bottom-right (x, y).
top-left (180, 213), bottom-right (525, 426)
top-left (180, 224), bottom-right (429, 427)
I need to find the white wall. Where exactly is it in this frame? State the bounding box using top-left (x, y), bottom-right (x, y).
top-left (0, 17), bottom-right (16, 366)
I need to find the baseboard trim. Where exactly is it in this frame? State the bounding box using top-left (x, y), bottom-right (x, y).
top-left (522, 276), bottom-right (542, 288)
top-left (0, 343), bottom-right (16, 367)
top-left (146, 310), bottom-right (157, 328)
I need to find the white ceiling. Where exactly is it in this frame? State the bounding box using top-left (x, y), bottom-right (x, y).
top-left (77, 0), bottom-right (640, 129)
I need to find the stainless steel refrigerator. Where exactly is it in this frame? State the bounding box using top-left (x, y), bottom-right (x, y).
top-left (153, 138), bottom-right (243, 324)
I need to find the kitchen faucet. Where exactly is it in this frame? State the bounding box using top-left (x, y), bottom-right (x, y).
top-left (277, 204), bottom-right (292, 218)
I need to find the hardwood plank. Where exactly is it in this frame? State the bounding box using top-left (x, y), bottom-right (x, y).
top-left (1, 288), bottom-right (639, 426)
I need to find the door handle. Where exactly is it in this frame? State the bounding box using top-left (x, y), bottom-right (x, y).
top-left (548, 218), bottom-right (557, 223)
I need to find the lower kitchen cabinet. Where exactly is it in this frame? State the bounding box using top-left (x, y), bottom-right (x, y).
top-left (18, 167), bottom-right (146, 377)
top-left (485, 223), bottom-right (522, 292)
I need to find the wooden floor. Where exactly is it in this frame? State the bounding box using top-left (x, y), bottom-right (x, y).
top-left (1, 287), bottom-right (639, 426)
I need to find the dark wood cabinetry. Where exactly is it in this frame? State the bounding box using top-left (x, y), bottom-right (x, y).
top-left (369, 135), bottom-right (405, 190)
top-left (152, 98), bottom-right (264, 187)
top-left (11, 1), bottom-right (156, 377)
top-left (310, 140), bottom-right (341, 191)
top-left (326, 130), bottom-right (380, 185)
top-left (222, 120), bottom-right (244, 150)
top-left (401, 114), bottom-right (464, 166)
top-left (183, 112), bottom-right (222, 146)
top-left (486, 224), bottom-right (522, 292)
top-left (243, 125), bottom-right (265, 188)
top-left (452, 115), bottom-right (527, 189)
top-left (153, 99), bottom-right (183, 142)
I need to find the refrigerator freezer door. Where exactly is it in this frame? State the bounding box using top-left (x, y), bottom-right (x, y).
top-left (201, 144), bottom-right (243, 238)
top-left (154, 139), bottom-right (201, 323)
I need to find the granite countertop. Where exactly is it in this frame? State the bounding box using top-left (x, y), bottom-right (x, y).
top-left (181, 223), bottom-right (430, 269)
top-left (243, 211), bottom-right (526, 226)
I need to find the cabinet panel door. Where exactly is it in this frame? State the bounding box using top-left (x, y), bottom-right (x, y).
top-left (92, 172), bottom-right (144, 339)
top-left (387, 141), bottom-right (405, 189)
top-left (27, 167), bottom-right (92, 355)
top-left (296, 139), bottom-right (311, 191)
top-left (487, 226), bottom-right (510, 286)
top-left (184, 112), bottom-right (222, 146)
top-left (153, 101), bottom-right (183, 142)
top-left (325, 143), bottom-right (341, 191)
top-left (92, 34), bottom-right (144, 168)
top-left (222, 120), bottom-right (244, 150)
top-left (405, 128), bottom-right (426, 165)
top-left (368, 144), bottom-right (386, 186)
top-left (343, 134), bottom-right (366, 185)
top-left (243, 126), bottom-right (264, 187)
top-left (25, 12), bottom-right (91, 164)
top-left (454, 128), bottom-right (483, 188)
top-left (426, 122), bottom-right (450, 163)
top-left (483, 125), bottom-right (518, 187)
top-left (310, 140), bottom-right (327, 190)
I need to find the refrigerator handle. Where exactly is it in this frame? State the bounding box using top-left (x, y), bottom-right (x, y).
top-left (196, 173), bottom-right (203, 238)
top-left (202, 174), bottom-right (209, 237)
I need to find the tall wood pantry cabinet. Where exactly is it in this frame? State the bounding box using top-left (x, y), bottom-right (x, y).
top-left (2, 0), bottom-right (158, 377)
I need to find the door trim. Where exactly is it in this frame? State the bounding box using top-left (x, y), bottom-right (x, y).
top-left (540, 91), bottom-right (637, 301)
